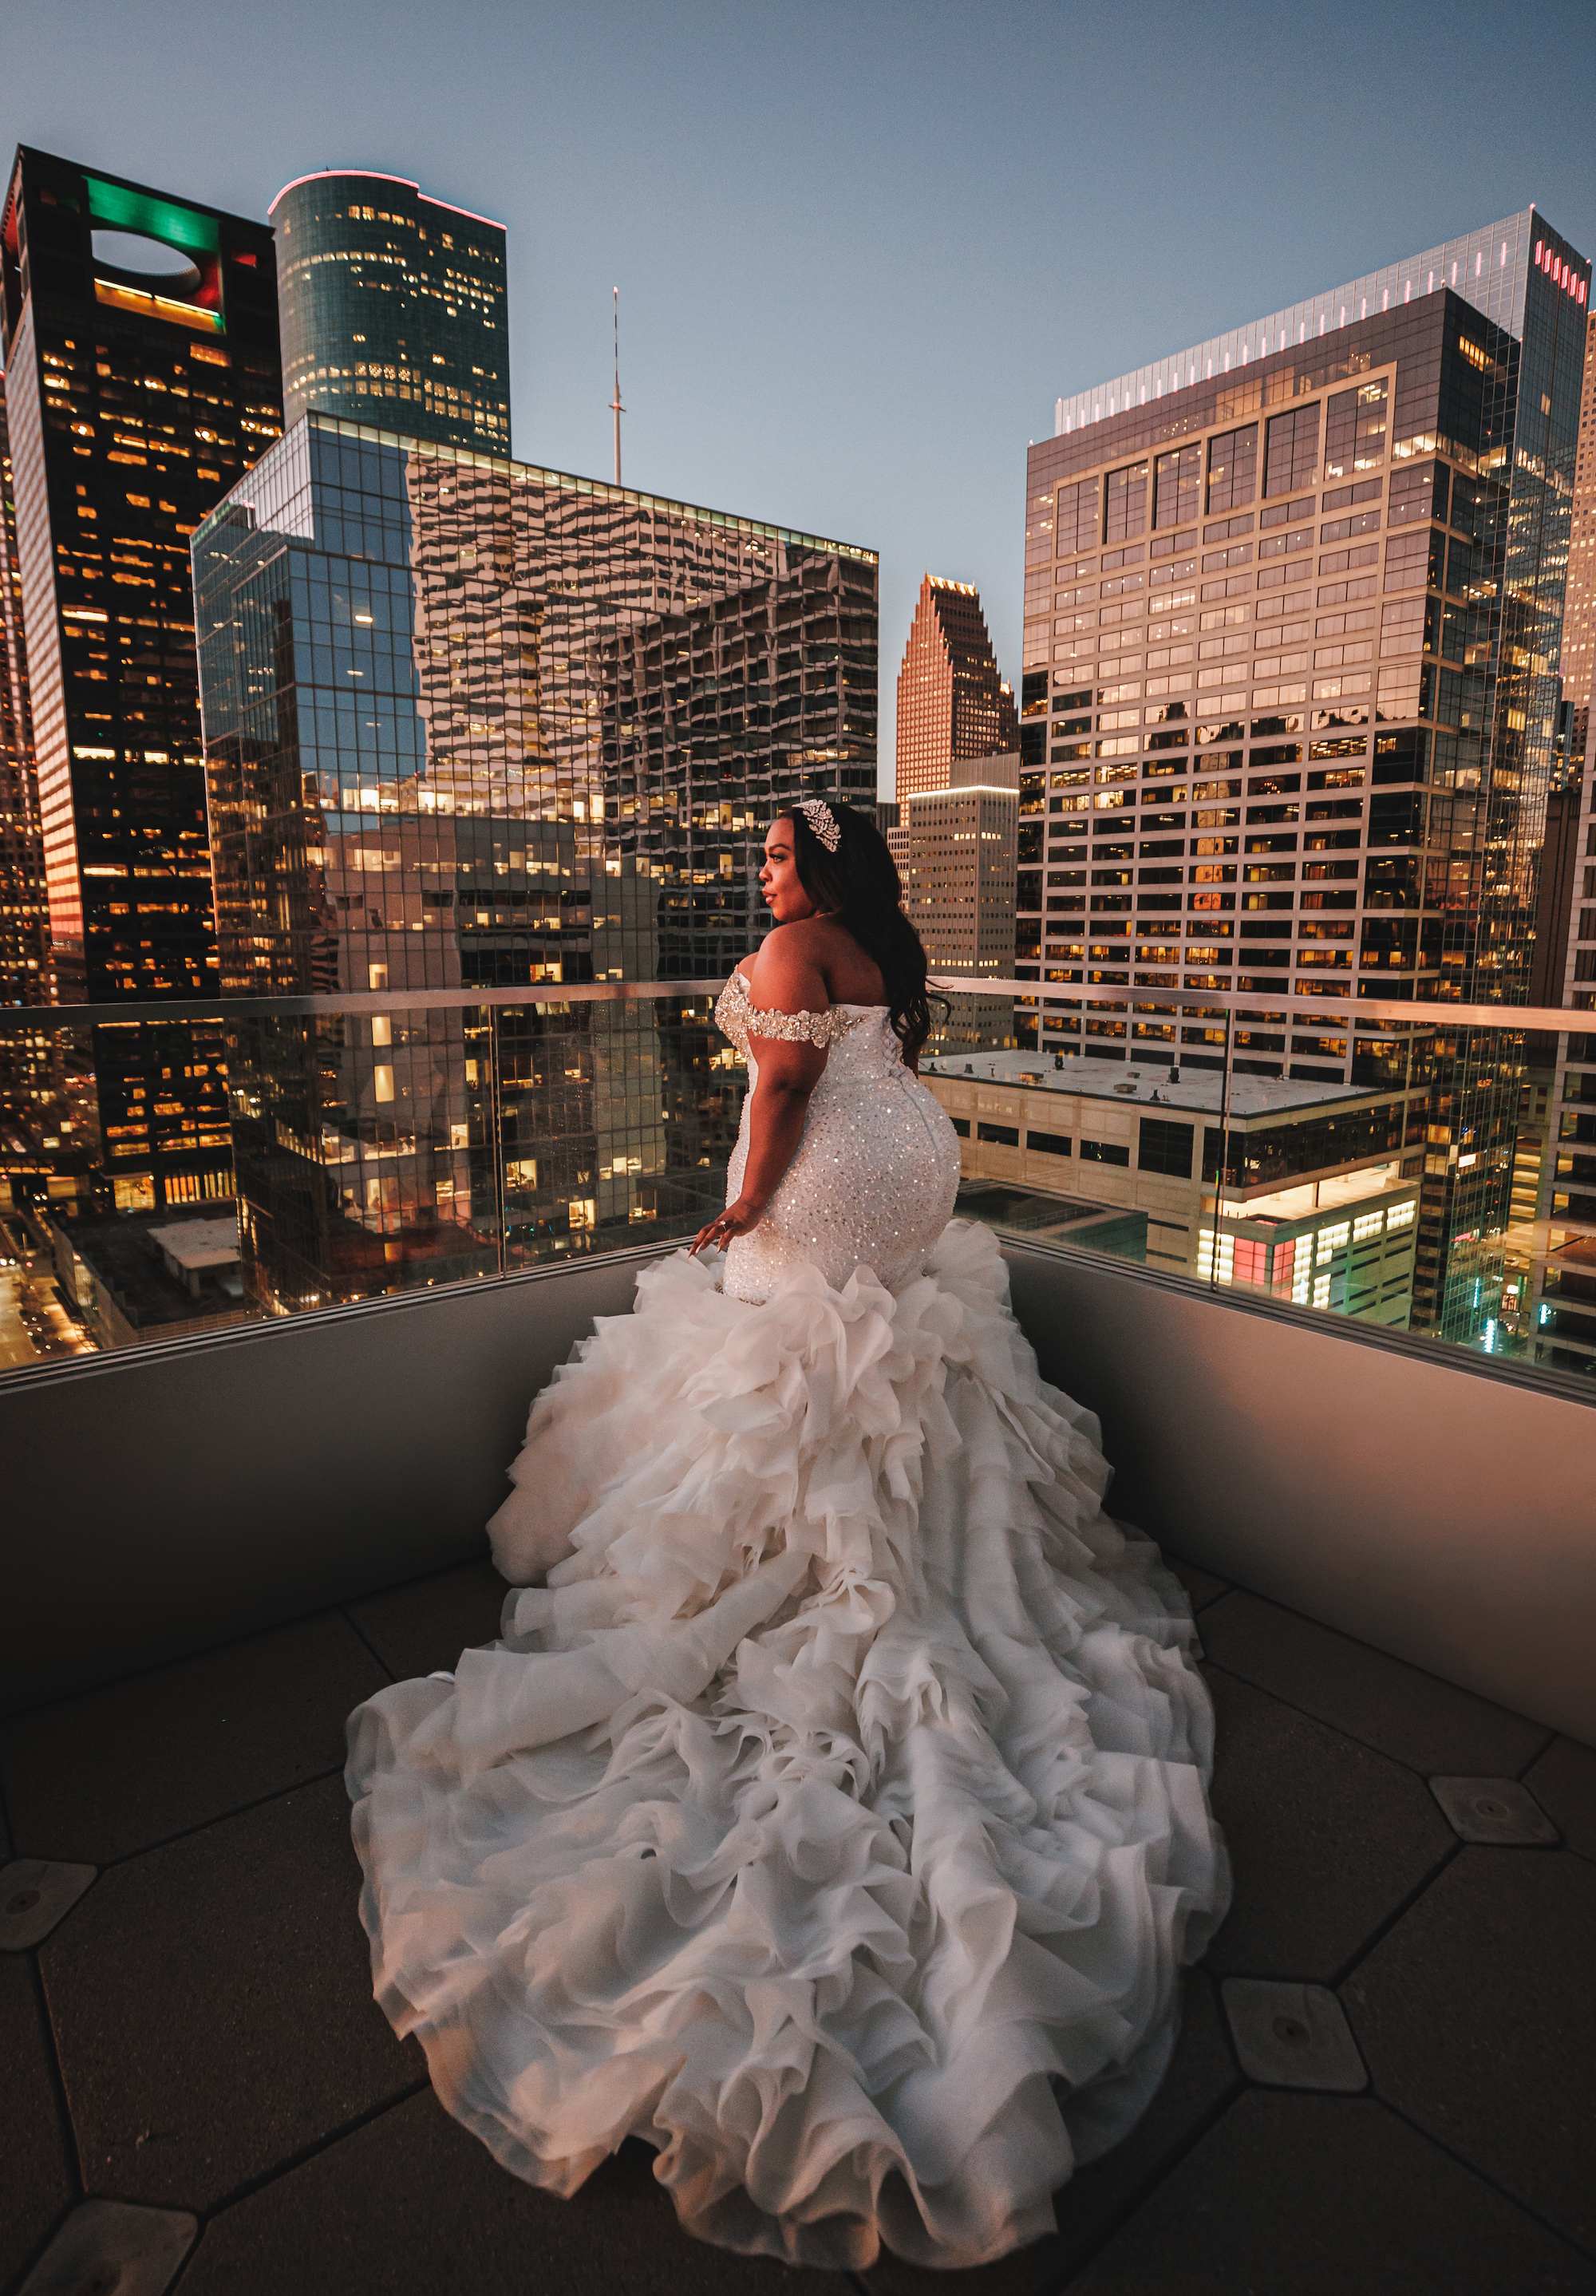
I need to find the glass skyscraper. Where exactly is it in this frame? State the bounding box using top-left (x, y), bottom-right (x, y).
top-left (0, 144), bottom-right (282, 1209)
top-left (192, 410), bottom-right (876, 1310)
top-left (1020, 208), bottom-right (1590, 1339)
top-left (271, 172), bottom-right (510, 456)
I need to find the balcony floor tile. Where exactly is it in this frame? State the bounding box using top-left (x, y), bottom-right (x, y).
top-left (1341, 1847), bottom-right (1596, 2258)
top-left (1159, 1554), bottom-right (1231, 1614)
top-left (6, 1559), bottom-right (1587, 2291)
top-left (0, 1953), bottom-right (76, 2290)
top-left (176, 2090), bottom-right (852, 2296)
top-left (1524, 1736), bottom-right (1596, 1863)
top-left (0, 1613), bottom-right (389, 1866)
top-left (346, 1555), bottom-right (507, 1682)
top-left (1201, 1666), bottom-right (1455, 1982)
top-left (38, 1772), bottom-right (422, 2215)
top-left (1059, 2090), bottom-right (1594, 2294)
top-left (1197, 1590), bottom-right (1551, 1778)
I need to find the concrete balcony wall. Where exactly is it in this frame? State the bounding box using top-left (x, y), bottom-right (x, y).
top-left (3, 1239), bottom-right (1594, 1741)
top-left (1, 1247), bottom-right (666, 1719)
top-left (1005, 1243), bottom-right (1596, 1746)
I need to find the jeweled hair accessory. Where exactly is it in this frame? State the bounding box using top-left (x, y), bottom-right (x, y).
top-left (795, 796), bottom-right (841, 852)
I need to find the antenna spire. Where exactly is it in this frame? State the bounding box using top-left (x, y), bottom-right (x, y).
top-left (610, 287), bottom-right (625, 488)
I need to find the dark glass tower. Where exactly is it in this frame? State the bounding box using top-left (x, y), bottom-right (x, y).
top-left (1021, 209), bottom-right (1590, 1343)
top-left (192, 411), bottom-right (876, 1310)
top-left (0, 375), bottom-right (48, 1007)
top-left (271, 172), bottom-right (510, 456)
top-left (0, 369), bottom-right (69, 1190)
top-left (0, 145), bottom-right (283, 1207)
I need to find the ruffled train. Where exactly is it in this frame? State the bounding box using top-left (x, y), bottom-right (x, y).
top-left (346, 1220), bottom-right (1229, 2271)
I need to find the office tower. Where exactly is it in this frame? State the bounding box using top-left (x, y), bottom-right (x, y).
top-left (1523, 308), bottom-right (1596, 1372)
top-left (904, 754), bottom-right (1018, 1052)
top-left (1560, 309), bottom-right (1596, 729)
top-left (0, 146), bottom-right (282, 1209)
top-left (876, 797), bottom-right (907, 880)
top-left (1021, 211), bottom-right (1589, 1342)
top-left (192, 409), bottom-right (875, 1310)
top-left (598, 562), bottom-right (875, 979)
top-left (0, 379), bottom-right (45, 999)
top-left (895, 574), bottom-right (1019, 800)
top-left (271, 172), bottom-right (510, 456)
top-left (0, 369), bottom-right (67, 1190)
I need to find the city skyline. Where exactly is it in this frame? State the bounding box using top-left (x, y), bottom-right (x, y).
top-left (3, 0), bottom-right (1594, 779)
top-left (0, 19), bottom-right (1593, 1361)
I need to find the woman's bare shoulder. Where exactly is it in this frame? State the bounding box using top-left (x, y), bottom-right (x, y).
top-left (749, 923), bottom-right (831, 1007)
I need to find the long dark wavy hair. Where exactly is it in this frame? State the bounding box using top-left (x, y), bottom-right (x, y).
top-left (783, 799), bottom-right (944, 1065)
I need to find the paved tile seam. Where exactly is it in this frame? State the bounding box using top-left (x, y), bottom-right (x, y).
top-left (336, 1605), bottom-right (402, 1686)
top-left (1, 1607), bottom-right (354, 1734)
top-left (10, 1945), bottom-right (85, 2296)
top-left (1198, 1655), bottom-right (1389, 1773)
top-left (1314, 1835), bottom-right (1464, 1992)
top-left (1049, 2073), bottom-right (1248, 2286)
top-left (1328, 1831), bottom-right (1583, 1998)
top-left (1198, 1589), bottom-right (1555, 1784)
top-left (75, 1763), bottom-right (352, 1879)
top-left (1365, 2085), bottom-right (1593, 2264)
top-left (1205, 1641), bottom-right (1543, 1787)
top-left (156, 2077), bottom-right (437, 2251)
top-left (26, 1946), bottom-right (84, 2195)
top-left (1515, 1735), bottom-right (1562, 1783)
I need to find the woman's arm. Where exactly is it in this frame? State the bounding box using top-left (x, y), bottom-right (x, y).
top-left (690, 931), bottom-right (829, 1256)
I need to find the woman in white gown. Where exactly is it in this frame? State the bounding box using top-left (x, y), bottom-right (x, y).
top-left (346, 797), bottom-right (1229, 2273)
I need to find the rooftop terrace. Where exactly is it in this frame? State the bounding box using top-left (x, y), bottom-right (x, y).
top-left (2, 1234), bottom-right (1591, 2295)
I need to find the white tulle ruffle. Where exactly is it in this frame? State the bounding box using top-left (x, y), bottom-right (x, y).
top-left (346, 1219), bottom-right (1228, 2271)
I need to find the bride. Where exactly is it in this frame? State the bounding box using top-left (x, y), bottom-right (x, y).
top-left (346, 796), bottom-right (1228, 2272)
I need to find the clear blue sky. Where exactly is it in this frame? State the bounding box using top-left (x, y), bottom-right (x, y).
top-left (6, 0), bottom-right (1594, 792)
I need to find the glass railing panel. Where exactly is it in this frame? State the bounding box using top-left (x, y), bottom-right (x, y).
top-left (492, 991), bottom-right (745, 1273)
top-left (0, 985), bottom-right (744, 1374)
top-left (922, 976), bottom-right (1596, 1390)
top-left (2, 983), bottom-right (1593, 1395)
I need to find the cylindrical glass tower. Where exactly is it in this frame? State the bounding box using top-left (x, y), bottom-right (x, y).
top-left (270, 170), bottom-right (510, 456)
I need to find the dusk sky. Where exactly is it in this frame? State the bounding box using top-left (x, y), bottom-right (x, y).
top-left (7, 0), bottom-right (1594, 789)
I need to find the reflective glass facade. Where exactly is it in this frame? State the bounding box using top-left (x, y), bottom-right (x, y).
top-left (0, 144), bottom-right (282, 1207)
top-left (1021, 227), bottom-right (1591, 1342)
top-left (192, 411), bottom-right (876, 1309)
top-left (271, 172), bottom-right (510, 456)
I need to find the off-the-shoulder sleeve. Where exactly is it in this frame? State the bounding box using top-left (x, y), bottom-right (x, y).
top-left (745, 1002), bottom-right (863, 1048)
top-left (714, 970), bottom-right (863, 1053)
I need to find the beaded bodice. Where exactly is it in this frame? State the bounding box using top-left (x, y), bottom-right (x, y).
top-left (710, 968), bottom-right (960, 1304)
top-left (713, 967), bottom-right (875, 1057)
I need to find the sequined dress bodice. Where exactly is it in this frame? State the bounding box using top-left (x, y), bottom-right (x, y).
top-left (713, 968), bottom-right (962, 1302)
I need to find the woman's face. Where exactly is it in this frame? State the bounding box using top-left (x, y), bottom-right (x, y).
top-left (759, 818), bottom-right (820, 923)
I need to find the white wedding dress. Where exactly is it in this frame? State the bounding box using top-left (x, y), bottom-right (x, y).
top-left (346, 973), bottom-right (1229, 2272)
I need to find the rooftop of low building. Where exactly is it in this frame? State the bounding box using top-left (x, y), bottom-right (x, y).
top-left (922, 1047), bottom-right (1382, 1121)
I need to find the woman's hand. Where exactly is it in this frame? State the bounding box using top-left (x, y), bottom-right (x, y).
top-left (690, 1195), bottom-right (766, 1257)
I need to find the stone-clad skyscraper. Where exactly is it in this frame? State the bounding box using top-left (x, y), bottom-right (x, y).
top-left (895, 575), bottom-right (1018, 801)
